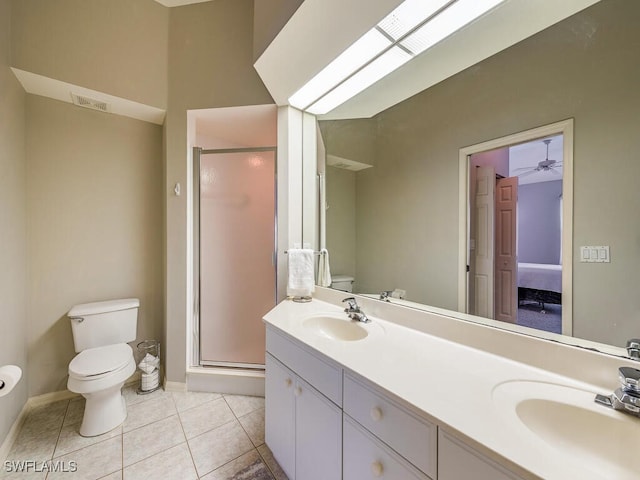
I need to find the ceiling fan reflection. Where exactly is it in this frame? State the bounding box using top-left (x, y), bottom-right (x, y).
top-left (514, 139), bottom-right (563, 178)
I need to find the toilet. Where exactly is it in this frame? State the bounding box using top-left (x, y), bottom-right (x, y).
top-left (67, 298), bottom-right (139, 437)
top-left (331, 274), bottom-right (354, 292)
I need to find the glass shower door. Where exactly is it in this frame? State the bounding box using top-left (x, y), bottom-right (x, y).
top-left (198, 149), bottom-right (276, 367)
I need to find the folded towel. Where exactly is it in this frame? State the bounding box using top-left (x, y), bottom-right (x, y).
top-left (317, 248), bottom-right (332, 287)
top-left (287, 248), bottom-right (315, 298)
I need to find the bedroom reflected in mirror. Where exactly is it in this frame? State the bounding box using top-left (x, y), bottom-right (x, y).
top-left (467, 133), bottom-right (565, 335)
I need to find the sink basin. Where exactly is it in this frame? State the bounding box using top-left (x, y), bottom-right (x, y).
top-left (303, 315), bottom-right (369, 341)
top-left (493, 380), bottom-right (640, 479)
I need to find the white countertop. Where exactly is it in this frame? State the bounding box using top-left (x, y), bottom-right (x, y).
top-left (263, 297), bottom-right (637, 480)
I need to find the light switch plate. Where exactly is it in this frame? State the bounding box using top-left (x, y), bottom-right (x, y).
top-left (580, 246), bottom-right (610, 263)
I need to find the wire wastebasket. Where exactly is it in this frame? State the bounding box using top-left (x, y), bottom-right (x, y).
top-left (137, 340), bottom-right (160, 394)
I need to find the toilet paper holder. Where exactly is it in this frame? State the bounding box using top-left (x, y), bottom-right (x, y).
top-left (0, 365), bottom-right (22, 397)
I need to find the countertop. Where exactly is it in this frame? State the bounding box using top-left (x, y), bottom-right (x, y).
top-left (263, 297), bottom-right (635, 480)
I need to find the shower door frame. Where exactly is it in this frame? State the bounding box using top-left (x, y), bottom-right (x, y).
top-left (193, 146), bottom-right (278, 370)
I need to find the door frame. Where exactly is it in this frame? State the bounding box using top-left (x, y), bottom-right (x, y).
top-left (194, 145), bottom-right (278, 369)
top-left (457, 119), bottom-right (574, 335)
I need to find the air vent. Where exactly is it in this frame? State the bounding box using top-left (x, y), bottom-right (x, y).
top-left (70, 93), bottom-right (111, 113)
top-left (327, 154), bottom-right (373, 172)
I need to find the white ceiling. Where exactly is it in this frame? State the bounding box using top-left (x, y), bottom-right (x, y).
top-left (190, 104), bottom-right (278, 149)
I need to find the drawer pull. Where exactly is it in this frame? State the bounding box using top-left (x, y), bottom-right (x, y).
top-left (371, 461), bottom-right (384, 477)
top-left (370, 406), bottom-right (383, 421)
top-left (294, 386), bottom-right (302, 396)
top-left (284, 378), bottom-right (292, 388)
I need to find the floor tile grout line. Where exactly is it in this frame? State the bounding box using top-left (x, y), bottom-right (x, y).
top-left (9, 390), bottom-right (272, 480)
top-left (197, 446), bottom-right (261, 480)
top-left (52, 424), bottom-right (123, 460)
top-left (47, 399), bottom-right (71, 473)
top-left (256, 446), bottom-right (280, 480)
top-left (172, 392), bottom-right (201, 479)
top-left (121, 416), bottom-right (187, 470)
top-left (221, 396), bottom-right (274, 477)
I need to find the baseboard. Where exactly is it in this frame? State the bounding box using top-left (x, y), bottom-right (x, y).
top-left (27, 389), bottom-right (79, 408)
top-left (163, 378), bottom-right (187, 393)
top-left (187, 367), bottom-right (265, 396)
top-left (0, 401), bottom-right (30, 462)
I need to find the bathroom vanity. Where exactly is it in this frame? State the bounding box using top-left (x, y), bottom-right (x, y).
top-left (263, 289), bottom-right (640, 480)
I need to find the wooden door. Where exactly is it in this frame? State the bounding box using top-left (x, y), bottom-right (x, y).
top-left (495, 177), bottom-right (518, 323)
top-left (473, 166), bottom-right (495, 319)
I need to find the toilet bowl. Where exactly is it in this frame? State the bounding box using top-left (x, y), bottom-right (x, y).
top-left (68, 344), bottom-right (136, 436)
top-left (66, 298), bottom-right (139, 437)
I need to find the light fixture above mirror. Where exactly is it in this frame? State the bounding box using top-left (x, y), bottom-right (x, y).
top-left (289, 0), bottom-right (505, 115)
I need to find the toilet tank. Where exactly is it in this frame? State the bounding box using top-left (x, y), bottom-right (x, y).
top-left (68, 298), bottom-right (139, 352)
top-left (331, 275), bottom-right (354, 292)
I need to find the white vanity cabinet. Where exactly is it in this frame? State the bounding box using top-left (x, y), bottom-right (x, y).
top-left (343, 372), bottom-right (437, 479)
top-left (438, 430), bottom-right (524, 480)
top-left (265, 328), bottom-right (342, 480)
top-left (343, 415), bottom-right (432, 480)
top-left (265, 322), bottom-right (527, 480)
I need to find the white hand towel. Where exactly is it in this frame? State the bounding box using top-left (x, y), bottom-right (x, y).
top-left (287, 248), bottom-right (315, 297)
top-left (317, 248), bottom-right (332, 287)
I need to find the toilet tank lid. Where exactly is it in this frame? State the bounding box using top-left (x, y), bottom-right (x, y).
top-left (332, 275), bottom-right (354, 283)
top-left (68, 298), bottom-right (140, 317)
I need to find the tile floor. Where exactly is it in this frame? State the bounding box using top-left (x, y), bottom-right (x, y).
top-left (2, 386), bottom-right (288, 480)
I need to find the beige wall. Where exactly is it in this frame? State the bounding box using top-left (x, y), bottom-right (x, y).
top-left (319, 118), bottom-right (377, 167)
top-left (325, 166), bottom-right (356, 279)
top-left (323, 0), bottom-right (640, 347)
top-left (26, 96), bottom-right (164, 395)
top-left (0, 0), bottom-right (28, 446)
top-left (165, 0), bottom-right (273, 383)
top-left (11, 0), bottom-right (169, 108)
top-left (253, 0), bottom-right (303, 61)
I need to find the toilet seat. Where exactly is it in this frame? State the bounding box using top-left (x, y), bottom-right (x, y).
top-left (69, 343), bottom-right (133, 380)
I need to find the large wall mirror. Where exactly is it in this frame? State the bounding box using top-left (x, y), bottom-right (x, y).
top-left (316, 0), bottom-right (639, 353)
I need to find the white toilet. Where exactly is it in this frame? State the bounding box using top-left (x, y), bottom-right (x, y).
top-left (330, 274), bottom-right (355, 292)
top-left (67, 298), bottom-right (139, 437)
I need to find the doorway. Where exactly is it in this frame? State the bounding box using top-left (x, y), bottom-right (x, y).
top-left (189, 104), bottom-right (278, 371)
top-left (458, 120), bottom-right (573, 335)
top-left (195, 147), bottom-right (276, 367)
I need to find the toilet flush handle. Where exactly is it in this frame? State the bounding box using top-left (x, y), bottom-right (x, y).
top-left (70, 316), bottom-right (84, 323)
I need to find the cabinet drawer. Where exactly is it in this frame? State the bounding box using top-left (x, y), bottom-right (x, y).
top-left (439, 430), bottom-right (524, 480)
top-left (266, 327), bottom-right (342, 406)
top-left (344, 415), bottom-right (431, 480)
top-left (344, 373), bottom-right (437, 478)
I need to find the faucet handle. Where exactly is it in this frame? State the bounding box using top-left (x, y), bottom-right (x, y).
top-left (379, 291), bottom-right (392, 301)
top-left (342, 297), bottom-right (358, 310)
top-left (626, 338), bottom-right (640, 359)
top-left (619, 366), bottom-right (640, 392)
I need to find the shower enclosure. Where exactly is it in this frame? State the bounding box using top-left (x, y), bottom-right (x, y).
top-left (193, 146), bottom-right (276, 368)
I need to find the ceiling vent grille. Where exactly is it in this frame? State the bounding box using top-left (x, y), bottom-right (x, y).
top-left (71, 93), bottom-right (111, 113)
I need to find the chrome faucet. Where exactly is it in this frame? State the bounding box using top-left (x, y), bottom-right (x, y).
top-left (627, 338), bottom-right (640, 360)
top-left (342, 297), bottom-right (370, 323)
top-left (379, 291), bottom-right (392, 302)
top-left (595, 366), bottom-right (640, 417)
